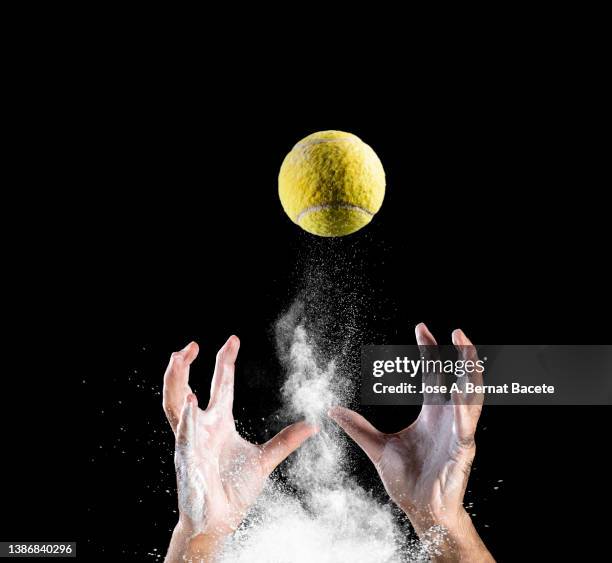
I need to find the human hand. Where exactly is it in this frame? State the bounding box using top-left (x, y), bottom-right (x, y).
top-left (163, 336), bottom-right (319, 562)
top-left (329, 324), bottom-right (493, 562)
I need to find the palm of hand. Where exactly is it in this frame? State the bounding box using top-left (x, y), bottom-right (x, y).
top-left (375, 406), bottom-right (474, 527)
top-left (179, 404), bottom-right (266, 535)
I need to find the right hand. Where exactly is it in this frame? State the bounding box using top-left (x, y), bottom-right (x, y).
top-left (329, 323), bottom-right (493, 561)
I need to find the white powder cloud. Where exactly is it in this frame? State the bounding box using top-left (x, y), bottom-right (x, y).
top-left (220, 305), bottom-right (424, 562)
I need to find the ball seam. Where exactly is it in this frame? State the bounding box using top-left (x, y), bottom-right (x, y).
top-left (296, 203), bottom-right (374, 224)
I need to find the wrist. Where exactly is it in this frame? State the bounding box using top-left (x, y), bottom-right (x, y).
top-left (185, 532), bottom-right (226, 561)
top-left (409, 508), bottom-right (494, 562)
top-left (168, 520), bottom-right (231, 563)
top-left (440, 509), bottom-right (485, 553)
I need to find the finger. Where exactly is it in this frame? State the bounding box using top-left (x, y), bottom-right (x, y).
top-left (260, 421), bottom-right (320, 474)
top-left (176, 393), bottom-right (198, 447)
top-left (452, 328), bottom-right (482, 386)
top-left (163, 341), bottom-right (199, 433)
top-left (207, 335), bottom-right (239, 412)
top-left (415, 322), bottom-right (438, 347)
top-left (452, 329), bottom-right (484, 444)
top-left (415, 323), bottom-right (444, 402)
top-left (328, 406), bottom-right (385, 464)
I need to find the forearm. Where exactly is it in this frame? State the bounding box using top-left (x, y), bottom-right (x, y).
top-left (165, 522), bottom-right (228, 563)
top-left (412, 509), bottom-right (494, 563)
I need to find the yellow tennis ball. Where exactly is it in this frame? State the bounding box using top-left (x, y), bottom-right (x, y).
top-left (278, 130), bottom-right (385, 237)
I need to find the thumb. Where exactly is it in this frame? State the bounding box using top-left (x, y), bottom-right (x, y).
top-left (260, 421), bottom-right (319, 474)
top-left (328, 406), bottom-right (385, 464)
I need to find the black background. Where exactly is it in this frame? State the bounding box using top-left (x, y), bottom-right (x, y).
top-left (2, 41), bottom-right (610, 561)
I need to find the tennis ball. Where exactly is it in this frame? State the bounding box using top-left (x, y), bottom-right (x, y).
top-left (278, 130), bottom-right (385, 237)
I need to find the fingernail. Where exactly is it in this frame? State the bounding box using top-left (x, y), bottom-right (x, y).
top-left (452, 329), bottom-right (467, 345)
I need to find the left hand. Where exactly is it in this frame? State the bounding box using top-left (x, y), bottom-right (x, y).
top-left (163, 336), bottom-right (318, 560)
